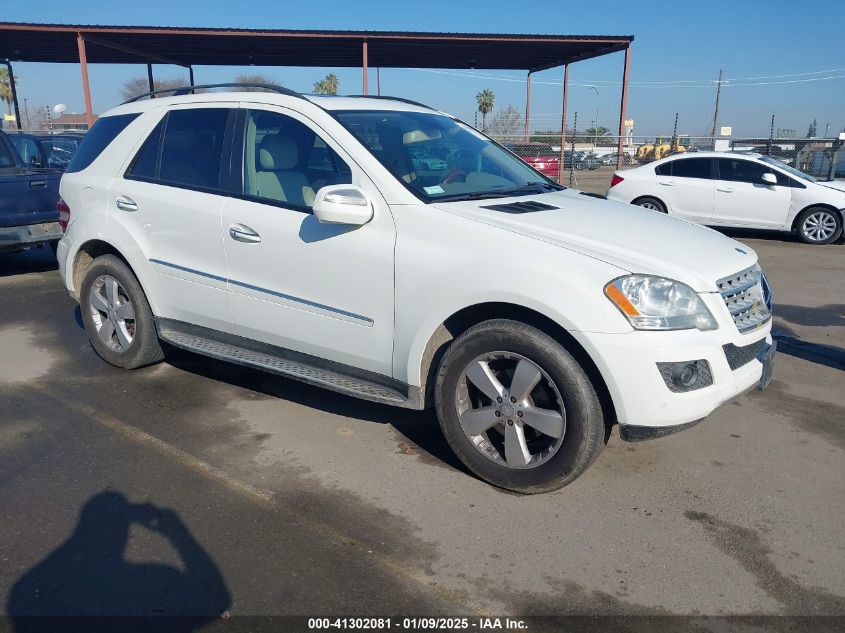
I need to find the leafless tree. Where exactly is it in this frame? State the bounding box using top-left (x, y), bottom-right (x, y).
top-left (488, 105), bottom-right (523, 138)
top-left (120, 77), bottom-right (184, 101)
top-left (233, 73), bottom-right (280, 92)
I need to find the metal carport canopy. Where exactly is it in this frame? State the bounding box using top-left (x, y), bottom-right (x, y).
top-left (0, 22), bottom-right (634, 171)
top-left (0, 23), bottom-right (631, 70)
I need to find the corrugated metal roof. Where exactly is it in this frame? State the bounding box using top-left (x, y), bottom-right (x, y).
top-left (0, 22), bottom-right (632, 71)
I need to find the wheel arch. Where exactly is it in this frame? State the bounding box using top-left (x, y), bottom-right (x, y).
top-left (70, 240), bottom-right (155, 312)
top-left (790, 202), bottom-right (842, 232)
top-left (416, 301), bottom-right (617, 431)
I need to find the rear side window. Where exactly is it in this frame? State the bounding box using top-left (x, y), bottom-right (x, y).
top-left (66, 113), bottom-right (139, 173)
top-left (669, 158), bottom-right (712, 179)
top-left (0, 139), bottom-right (16, 168)
top-left (125, 109), bottom-right (230, 191)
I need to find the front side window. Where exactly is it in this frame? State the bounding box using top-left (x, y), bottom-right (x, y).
top-left (66, 113), bottom-right (139, 173)
top-left (718, 158), bottom-right (772, 184)
top-left (668, 157), bottom-right (712, 179)
top-left (759, 155), bottom-right (814, 184)
top-left (241, 109), bottom-right (351, 210)
top-left (332, 110), bottom-right (562, 202)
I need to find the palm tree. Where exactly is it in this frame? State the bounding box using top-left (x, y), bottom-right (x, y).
top-left (476, 89), bottom-right (495, 131)
top-left (313, 73), bottom-right (339, 95)
top-left (0, 67), bottom-right (14, 117)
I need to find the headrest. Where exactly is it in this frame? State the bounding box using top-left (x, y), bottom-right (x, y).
top-left (258, 134), bottom-right (298, 170)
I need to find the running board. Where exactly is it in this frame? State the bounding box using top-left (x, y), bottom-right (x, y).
top-left (156, 319), bottom-right (421, 409)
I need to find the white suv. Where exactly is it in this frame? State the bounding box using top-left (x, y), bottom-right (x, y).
top-left (57, 84), bottom-right (775, 493)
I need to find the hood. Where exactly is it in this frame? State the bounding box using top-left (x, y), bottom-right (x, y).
top-left (817, 180), bottom-right (845, 195)
top-left (432, 189), bottom-right (757, 292)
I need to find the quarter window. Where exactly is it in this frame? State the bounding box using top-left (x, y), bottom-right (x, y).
top-left (241, 109), bottom-right (351, 210)
top-left (126, 120), bottom-right (164, 180)
top-left (66, 113), bottom-right (139, 173)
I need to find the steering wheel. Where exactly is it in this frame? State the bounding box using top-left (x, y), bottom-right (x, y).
top-left (440, 169), bottom-right (466, 185)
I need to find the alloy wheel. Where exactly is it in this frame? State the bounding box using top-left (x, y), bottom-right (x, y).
top-left (455, 352), bottom-right (566, 469)
top-left (801, 210), bottom-right (838, 242)
top-left (88, 274), bottom-right (136, 352)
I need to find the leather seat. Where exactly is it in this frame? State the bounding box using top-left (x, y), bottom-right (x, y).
top-left (255, 134), bottom-right (315, 207)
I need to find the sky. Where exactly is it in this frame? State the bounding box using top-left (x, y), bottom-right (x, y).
top-left (3, 0), bottom-right (844, 137)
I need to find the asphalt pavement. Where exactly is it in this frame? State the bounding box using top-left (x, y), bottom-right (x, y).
top-left (0, 235), bottom-right (843, 631)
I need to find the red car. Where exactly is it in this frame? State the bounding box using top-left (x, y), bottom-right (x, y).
top-left (504, 142), bottom-right (560, 179)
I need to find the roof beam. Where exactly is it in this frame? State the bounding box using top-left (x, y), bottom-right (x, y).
top-left (528, 42), bottom-right (629, 73)
top-left (80, 33), bottom-right (190, 68)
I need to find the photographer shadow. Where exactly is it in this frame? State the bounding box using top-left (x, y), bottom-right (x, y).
top-left (6, 491), bottom-right (231, 633)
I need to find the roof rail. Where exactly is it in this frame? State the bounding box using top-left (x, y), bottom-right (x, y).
top-left (345, 94), bottom-right (434, 110)
top-left (122, 82), bottom-right (304, 104)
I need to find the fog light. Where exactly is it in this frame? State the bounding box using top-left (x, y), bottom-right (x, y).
top-left (657, 360), bottom-right (712, 393)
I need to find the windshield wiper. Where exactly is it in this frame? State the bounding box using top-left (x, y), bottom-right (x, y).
top-left (435, 181), bottom-right (565, 202)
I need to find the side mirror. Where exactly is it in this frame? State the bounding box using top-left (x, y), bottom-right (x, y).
top-left (29, 155), bottom-right (42, 167)
top-left (313, 185), bottom-right (373, 225)
top-left (761, 173), bottom-right (777, 185)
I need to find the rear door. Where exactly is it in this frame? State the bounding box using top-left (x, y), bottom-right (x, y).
top-left (108, 105), bottom-right (235, 333)
top-left (654, 157), bottom-right (715, 223)
top-left (713, 157), bottom-right (791, 228)
top-left (0, 134), bottom-right (60, 229)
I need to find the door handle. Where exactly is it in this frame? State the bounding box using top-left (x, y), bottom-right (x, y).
top-left (717, 187), bottom-right (735, 193)
top-left (29, 180), bottom-right (46, 188)
top-left (658, 181), bottom-right (675, 186)
top-left (229, 223), bottom-right (261, 243)
top-left (115, 196), bottom-right (139, 212)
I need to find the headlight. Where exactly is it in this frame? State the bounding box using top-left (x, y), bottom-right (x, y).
top-left (604, 275), bottom-right (717, 331)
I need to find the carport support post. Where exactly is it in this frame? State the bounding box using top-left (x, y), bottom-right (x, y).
top-left (558, 64), bottom-right (569, 183)
top-left (615, 45), bottom-right (631, 170)
top-left (362, 40), bottom-right (369, 95)
top-left (2, 60), bottom-right (22, 130)
top-left (524, 71), bottom-right (532, 141)
top-left (146, 62), bottom-right (155, 96)
top-left (76, 33), bottom-right (95, 130)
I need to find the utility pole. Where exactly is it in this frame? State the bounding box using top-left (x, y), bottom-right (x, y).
top-left (710, 69), bottom-right (723, 140)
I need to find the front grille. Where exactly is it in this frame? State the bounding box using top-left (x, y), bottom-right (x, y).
top-left (716, 265), bottom-right (772, 333)
top-left (723, 339), bottom-right (768, 370)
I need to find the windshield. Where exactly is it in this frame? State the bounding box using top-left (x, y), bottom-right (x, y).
top-left (332, 110), bottom-right (562, 201)
top-left (760, 155), bottom-right (817, 183)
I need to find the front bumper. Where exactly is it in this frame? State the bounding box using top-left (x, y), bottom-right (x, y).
top-left (0, 221), bottom-right (63, 253)
top-left (579, 321), bottom-right (774, 439)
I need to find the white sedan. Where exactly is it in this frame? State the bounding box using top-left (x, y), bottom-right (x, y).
top-left (607, 152), bottom-right (845, 245)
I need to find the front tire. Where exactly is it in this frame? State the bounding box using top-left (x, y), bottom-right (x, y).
top-left (434, 319), bottom-right (605, 493)
top-left (80, 254), bottom-right (164, 369)
top-left (796, 207), bottom-right (842, 245)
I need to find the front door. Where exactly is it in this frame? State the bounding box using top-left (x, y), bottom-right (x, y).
top-left (221, 105), bottom-right (396, 376)
top-left (713, 157), bottom-right (792, 228)
top-left (108, 105), bottom-right (235, 333)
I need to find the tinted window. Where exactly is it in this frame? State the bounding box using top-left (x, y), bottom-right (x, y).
top-left (654, 162), bottom-right (671, 176)
top-left (718, 158), bottom-right (773, 184)
top-left (126, 120), bottom-right (165, 180)
top-left (242, 109), bottom-right (351, 210)
top-left (66, 113), bottom-right (139, 173)
top-left (0, 139), bottom-right (14, 168)
top-left (159, 109), bottom-right (230, 190)
top-left (669, 158), bottom-right (711, 179)
top-left (10, 136), bottom-right (44, 166)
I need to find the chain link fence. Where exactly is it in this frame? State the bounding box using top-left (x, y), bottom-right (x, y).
top-left (488, 132), bottom-right (845, 194)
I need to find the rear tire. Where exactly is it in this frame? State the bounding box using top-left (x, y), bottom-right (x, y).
top-left (80, 254), bottom-right (164, 369)
top-left (795, 207), bottom-right (842, 245)
top-left (633, 196), bottom-right (667, 213)
top-left (434, 319), bottom-right (605, 494)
